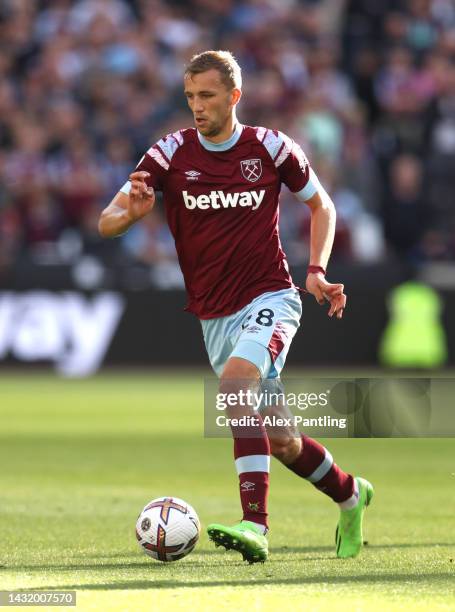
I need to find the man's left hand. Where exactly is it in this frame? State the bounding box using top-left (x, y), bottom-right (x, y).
top-left (305, 272), bottom-right (347, 319)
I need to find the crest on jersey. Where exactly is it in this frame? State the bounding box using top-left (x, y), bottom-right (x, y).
top-left (240, 159), bottom-right (262, 182)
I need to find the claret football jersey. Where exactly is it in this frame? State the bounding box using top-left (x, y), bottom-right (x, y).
top-left (121, 124), bottom-right (316, 319)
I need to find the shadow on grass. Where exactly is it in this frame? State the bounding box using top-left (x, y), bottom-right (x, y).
top-left (34, 572), bottom-right (455, 591)
top-left (2, 542), bottom-right (454, 573)
top-left (68, 546), bottom-right (333, 560)
top-left (272, 542), bottom-right (455, 554)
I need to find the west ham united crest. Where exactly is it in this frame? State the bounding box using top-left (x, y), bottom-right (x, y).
top-left (240, 159), bottom-right (262, 182)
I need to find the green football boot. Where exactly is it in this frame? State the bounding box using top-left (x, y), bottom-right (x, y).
top-left (207, 520), bottom-right (268, 564)
top-left (335, 476), bottom-right (374, 559)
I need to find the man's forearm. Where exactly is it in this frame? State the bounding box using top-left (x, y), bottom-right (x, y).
top-left (308, 188), bottom-right (336, 270)
top-left (98, 204), bottom-right (135, 238)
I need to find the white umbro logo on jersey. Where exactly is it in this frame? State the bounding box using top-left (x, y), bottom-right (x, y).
top-left (185, 170), bottom-right (201, 181)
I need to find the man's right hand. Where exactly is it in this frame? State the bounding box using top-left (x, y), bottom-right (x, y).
top-left (98, 171), bottom-right (156, 238)
top-left (127, 171), bottom-right (156, 222)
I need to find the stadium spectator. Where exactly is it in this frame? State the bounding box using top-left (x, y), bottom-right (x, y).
top-left (1, 0), bottom-right (455, 283)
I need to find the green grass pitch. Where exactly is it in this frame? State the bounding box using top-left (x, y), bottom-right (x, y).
top-left (0, 372), bottom-right (454, 611)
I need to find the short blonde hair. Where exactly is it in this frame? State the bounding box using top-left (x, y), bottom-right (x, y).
top-left (184, 50), bottom-right (242, 90)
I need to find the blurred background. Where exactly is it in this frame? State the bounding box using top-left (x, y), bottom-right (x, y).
top-left (1, 0), bottom-right (455, 375)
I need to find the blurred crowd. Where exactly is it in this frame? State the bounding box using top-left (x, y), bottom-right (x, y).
top-left (1, 0), bottom-right (455, 287)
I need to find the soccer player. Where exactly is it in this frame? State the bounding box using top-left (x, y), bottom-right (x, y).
top-left (99, 50), bottom-right (373, 564)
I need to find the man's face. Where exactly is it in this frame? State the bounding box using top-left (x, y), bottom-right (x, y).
top-left (184, 69), bottom-right (240, 138)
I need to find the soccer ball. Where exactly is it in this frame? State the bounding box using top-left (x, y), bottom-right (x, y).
top-left (135, 496), bottom-right (200, 562)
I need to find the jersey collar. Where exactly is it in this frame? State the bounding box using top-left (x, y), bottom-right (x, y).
top-left (197, 123), bottom-right (243, 152)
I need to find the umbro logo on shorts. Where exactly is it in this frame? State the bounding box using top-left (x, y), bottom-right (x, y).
top-left (182, 190), bottom-right (265, 211)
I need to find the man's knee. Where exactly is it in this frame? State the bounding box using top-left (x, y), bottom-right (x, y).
top-left (219, 357), bottom-right (261, 418)
top-left (270, 435), bottom-right (302, 465)
top-left (220, 357), bottom-right (260, 391)
top-left (221, 356), bottom-right (261, 381)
